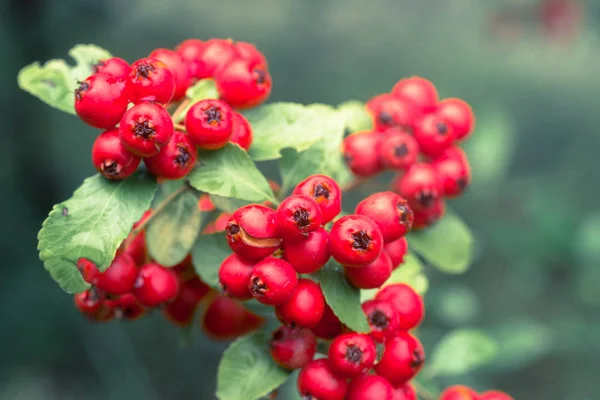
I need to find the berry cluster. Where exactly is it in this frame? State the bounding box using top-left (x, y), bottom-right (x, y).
top-left (343, 76), bottom-right (474, 229)
top-left (440, 385), bottom-right (514, 400)
top-left (77, 38), bottom-right (271, 181)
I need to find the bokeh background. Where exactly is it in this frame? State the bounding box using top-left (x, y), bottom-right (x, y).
top-left (1, 0), bottom-right (599, 399)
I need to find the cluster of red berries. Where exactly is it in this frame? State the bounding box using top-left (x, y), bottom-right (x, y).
top-left (343, 76), bottom-right (474, 229)
top-left (440, 385), bottom-right (514, 400)
top-left (75, 38), bottom-right (271, 181)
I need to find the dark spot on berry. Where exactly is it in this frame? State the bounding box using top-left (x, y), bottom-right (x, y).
top-left (253, 68), bottom-right (266, 85)
top-left (74, 81), bottom-right (89, 101)
top-left (352, 230), bottom-right (372, 251)
top-left (92, 60), bottom-right (105, 74)
top-left (226, 223), bottom-right (240, 236)
top-left (417, 191), bottom-right (436, 207)
top-left (436, 121), bottom-right (448, 135)
top-left (369, 310), bottom-right (389, 329)
top-left (343, 153), bottom-right (353, 164)
top-left (62, 207), bottom-right (69, 217)
top-left (174, 146), bottom-right (191, 167)
top-left (133, 121), bottom-right (155, 139)
top-left (411, 349), bottom-right (425, 369)
top-left (394, 143), bottom-right (409, 157)
top-left (135, 62), bottom-right (155, 79)
top-left (250, 276), bottom-right (267, 295)
top-left (345, 344), bottom-right (363, 364)
top-left (204, 106), bottom-right (222, 124)
top-left (292, 207), bottom-right (311, 229)
top-left (313, 183), bottom-right (330, 200)
top-left (397, 203), bottom-right (413, 226)
top-left (102, 161), bottom-right (120, 177)
top-left (271, 328), bottom-right (284, 342)
top-left (88, 287), bottom-right (101, 302)
top-left (457, 178), bottom-right (468, 190)
top-left (378, 111), bottom-right (393, 125)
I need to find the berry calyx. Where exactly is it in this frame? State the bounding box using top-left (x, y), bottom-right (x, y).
top-left (248, 257), bottom-right (298, 305)
top-left (328, 332), bottom-right (377, 378)
top-left (92, 128), bottom-right (141, 180)
top-left (439, 385), bottom-right (479, 400)
top-left (374, 331), bottom-right (425, 384)
top-left (329, 215), bottom-right (384, 267)
top-left (293, 174), bottom-right (342, 224)
top-left (93, 57), bottom-right (131, 81)
top-left (380, 129), bottom-right (419, 171)
top-left (283, 226), bottom-right (330, 274)
top-left (276, 195), bottom-right (323, 241)
top-left (144, 130), bottom-right (196, 179)
top-left (413, 113), bottom-right (456, 157)
top-left (436, 98), bottom-right (475, 141)
top-left (384, 237), bottom-right (408, 269)
top-left (345, 250), bottom-right (393, 289)
top-left (118, 102), bottom-right (174, 157)
top-left (393, 163), bottom-right (442, 212)
top-left (214, 59), bottom-right (272, 108)
top-left (133, 263), bottom-right (180, 307)
top-left (275, 278), bottom-right (325, 328)
top-left (269, 325), bottom-right (317, 370)
top-left (74, 73), bottom-right (129, 129)
top-left (362, 299), bottom-right (400, 343)
top-left (355, 191), bottom-right (413, 243)
top-left (375, 283), bottom-right (425, 331)
top-left (185, 99), bottom-right (234, 150)
top-left (343, 131), bottom-right (384, 178)
top-left (148, 48), bottom-right (193, 101)
top-left (229, 112), bottom-right (253, 151)
top-left (297, 359), bottom-right (348, 400)
top-left (218, 253), bottom-right (255, 300)
top-left (391, 76), bottom-right (438, 113)
top-left (346, 374), bottom-right (394, 400)
top-left (128, 58), bottom-right (175, 104)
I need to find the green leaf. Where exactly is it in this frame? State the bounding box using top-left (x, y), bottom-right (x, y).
top-left (188, 144), bottom-right (276, 204)
top-left (279, 147), bottom-right (324, 195)
top-left (191, 232), bottom-right (231, 289)
top-left (174, 79), bottom-right (219, 122)
top-left (408, 209), bottom-right (474, 274)
top-left (216, 332), bottom-right (290, 400)
top-left (314, 262), bottom-right (370, 333)
top-left (37, 173), bottom-right (158, 293)
top-left (337, 100), bottom-right (372, 133)
top-left (210, 195), bottom-right (252, 213)
top-left (17, 44), bottom-right (112, 114)
top-left (425, 329), bottom-right (498, 377)
top-left (245, 103), bottom-right (345, 161)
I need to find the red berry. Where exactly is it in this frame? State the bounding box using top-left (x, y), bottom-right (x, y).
top-left (144, 130), bottom-right (196, 179)
top-left (197, 194), bottom-right (216, 212)
top-left (384, 237), bottom-right (408, 269)
top-left (226, 204), bottom-right (281, 260)
top-left (276, 195), bottom-right (323, 241)
top-left (119, 209), bottom-right (152, 266)
top-left (269, 325), bottom-right (316, 370)
top-left (437, 98), bottom-right (475, 141)
top-left (432, 147), bottom-right (471, 198)
top-left (283, 227), bottom-right (330, 273)
top-left (74, 289), bottom-right (104, 318)
top-left (119, 102), bottom-right (174, 157)
top-left (392, 76), bottom-right (438, 113)
top-left (328, 333), bottom-right (377, 378)
top-left (379, 129), bottom-right (419, 171)
top-left (193, 38), bottom-right (237, 79)
top-left (94, 252), bottom-right (138, 295)
top-left (92, 128), bottom-right (141, 180)
top-left (231, 204), bottom-right (280, 240)
top-left (392, 383), bottom-right (417, 400)
top-left (293, 174), bottom-right (342, 224)
top-left (393, 163), bottom-right (443, 212)
top-left (343, 131), bottom-right (383, 177)
top-left (229, 112), bottom-right (253, 150)
top-left (480, 391), bottom-right (514, 400)
top-left (375, 283), bottom-right (424, 331)
top-left (185, 99), bottom-right (233, 150)
top-left (248, 257), bottom-right (298, 305)
top-left (106, 293), bottom-right (145, 320)
top-left (347, 374), bottom-right (394, 400)
top-left (412, 198), bottom-right (446, 230)
top-left (219, 253), bottom-right (255, 300)
top-left (176, 38), bottom-right (205, 78)
top-left (367, 93), bottom-right (417, 133)
top-left (214, 59), bottom-right (272, 108)
top-left (362, 299), bottom-right (400, 342)
top-left (74, 73), bottom-right (129, 129)
top-left (76, 258), bottom-right (100, 284)
top-left (413, 113), bottom-right (456, 157)
top-left (329, 215), bottom-right (384, 267)
top-left (345, 251), bottom-right (393, 289)
top-left (235, 41), bottom-right (268, 66)
top-left (164, 277), bottom-right (208, 327)
top-left (440, 385), bottom-right (479, 400)
top-left (128, 58), bottom-right (175, 104)
top-left (93, 57), bottom-right (131, 80)
top-left (355, 191), bottom-right (413, 243)
top-left (148, 48), bottom-right (193, 101)
top-left (375, 332), bottom-right (425, 384)
top-left (202, 294), bottom-right (264, 340)
top-left (297, 359), bottom-right (348, 400)
top-left (275, 278), bottom-right (325, 328)
top-left (311, 303), bottom-right (343, 339)
top-left (133, 263), bottom-right (180, 307)
top-left (204, 212), bottom-right (232, 233)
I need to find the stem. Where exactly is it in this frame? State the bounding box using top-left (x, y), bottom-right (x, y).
top-left (171, 99), bottom-right (190, 123)
top-left (413, 381), bottom-right (436, 400)
top-left (174, 123), bottom-right (186, 131)
top-left (340, 178), bottom-right (366, 192)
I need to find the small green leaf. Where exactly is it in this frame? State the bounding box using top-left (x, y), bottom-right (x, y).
top-left (279, 147), bottom-right (323, 195)
top-left (216, 332), bottom-right (290, 400)
top-left (426, 329), bottom-right (498, 377)
top-left (191, 232), bottom-right (231, 289)
top-left (174, 79), bottom-right (219, 122)
top-left (17, 44), bottom-right (112, 114)
top-left (408, 209), bottom-right (474, 274)
top-left (337, 100), bottom-right (372, 133)
top-left (314, 262), bottom-right (370, 333)
top-left (210, 195), bottom-right (252, 213)
top-left (38, 173), bottom-right (157, 293)
top-left (188, 144), bottom-right (276, 204)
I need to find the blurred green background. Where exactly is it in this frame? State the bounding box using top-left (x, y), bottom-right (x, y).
top-left (1, 0), bottom-right (599, 399)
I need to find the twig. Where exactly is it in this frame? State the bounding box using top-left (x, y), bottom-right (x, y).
top-left (174, 123), bottom-right (187, 131)
top-left (171, 99), bottom-right (190, 123)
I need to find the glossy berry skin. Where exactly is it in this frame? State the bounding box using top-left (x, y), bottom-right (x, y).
top-left (275, 279), bottom-right (325, 328)
top-left (328, 333), bottom-right (377, 378)
top-left (248, 257), bottom-right (298, 305)
top-left (93, 57), bottom-right (131, 80)
top-left (144, 130), bottom-right (196, 179)
top-left (355, 191), bottom-right (413, 243)
top-left (380, 129), bottom-right (419, 171)
top-left (276, 195), bottom-right (323, 241)
top-left (393, 383), bottom-right (417, 400)
top-left (76, 258), bottom-right (100, 284)
top-left (437, 98), bottom-right (475, 141)
top-left (106, 293), bottom-right (145, 320)
top-left (193, 38), bottom-right (237, 79)
top-left (133, 263), bottom-right (180, 307)
top-left (367, 93), bottom-right (417, 133)
top-left (412, 198), bottom-right (446, 230)
top-left (345, 251), bottom-right (393, 289)
top-left (479, 391), bottom-right (514, 400)
top-left (347, 374), bottom-right (394, 400)
top-left (74, 73), bottom-right (129, 129)
top-left (393, 163), bottom-right (443, 212)
top-left (432, 147), bottom-right (471, 198)
top-left (214, 59), bottom-right (272, 108)
top-left (94, 252), bottom-right (138, 295)
top-left (311, 304), bottom-right (343, 339)
top-left (384, 237), bottom-right (408, 269)
top-left (293, 174), bottom-right (342, 224)
top-left (329, 215), bottom-right (384, 267)
top-left (92, 128), bottom-right (141, 180)
top-left (439, 385), bottom-right (479, 400)
top-left (343, 131), bottom-right (384, 178)
top-left (283, 227), bottom-right (330, 273)
top-left (128, 58), bottom-right (175, 104)
top-left (235, 41), bottom-right (268, 66)
top-left (148, 48), bottom-right (193, 101)
top-left (362, 299), bottom-right (400, 343)
top-left (297, 359), bottom-right (348, 400)
top-left (269, 326), bottom-right (316, 370)
top-left (164, 277), bottom-right (209, 327)
top-left (202, 295), bottom-right (264, 340)
top-left (74, 289), bottom-right (104, 318)
top-left (229, 112), bottom-right (253, 150)
top-left (392, 76), bottom-right (438, 113)
top-left (119, 209), bottom-right (152, 266)
top-left (375, 283), bottom-right (424, 331)
top-left (176, 39), bottom-right (205, 78)
top-left (413, 113), bottom-right (456, 157)
top-left (219, 253), bottom-right (255, 300)
top-left (226, 204), bottom-right (281, 260)
top-left (119, 102), bottom-right (174, 157)
top-left (185, 99), bottom-right (233, 150)
top-left (375, 332), bottom-right (425, 385)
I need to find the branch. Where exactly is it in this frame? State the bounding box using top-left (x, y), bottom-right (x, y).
top-left (171, 99), bottom-right (190, 123)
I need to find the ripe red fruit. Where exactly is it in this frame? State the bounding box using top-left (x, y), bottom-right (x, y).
top-left (214, 59), bottom-right (272, 108)
top-left (380, 129), bottom-right (419, 171)
top-left (328, 333), bottom-right (377, 378)
top-left (232, 204), bottom-right (280, 241)
top-left (202, 294), bottom-right (264, 340)
top-left (74, 73), bottom-right (129, 129)
top-left (248, 257), bottom-right (298, 305)
top-left (283, 227), bottom-right (330, 273)
top-left (144, 130), bottom-right (196, 179)
top-left (106, 293), bottom-right (145, 320)
top-left (480, 391), bottom-right (514, 400)
top-left (219, 253), bottom-right (255, 300)
top-left (393, 163), bottom-right (442, 212)
top-left (176, 39), bottom-right (204, 78)
top-left (74, 289), bottom-right (105, 318)
top-left (347, 374), bottom-right (394, 400)
top-left (276, 195), bottom-right (323, 241)
top-left (164, 277), bottom-right (209, 326)
top-left (128, 58), bottom-right (175, 104)
top-left (439, 385), bottom-right (479, 400)
top-left (93, 57), bottom-right (131, 80)
top-left (392, 76), bottom-right (438, 113)
top-left (345, 251), bottom-right (393, 289)
top-left (119, 102), bottom-right (174, 157)
top-left (148, 48), bottom-right (193, 101)
top-left (229, 112), bottom-right (253, 150)
top-left (412, 198), bottom-right (446, 230)
top-left (311, 304), bottom-right (343, 339)
top-left (362, 299), bottom-right (400, 343)
top-left (133, 263), bottom-right (180, 307)
top-left (119, 209), bottom-right (152, 266)
top-left (276, 279), bottom-right (325, 328)
top-left (293, 174), bottom-right (342, 224)
top-left (226, 204), bottom-right (281, 260)
top-left (76, 258), bottom-right (99, 284)
top-left (343, 131), bottom-right (383, 178)
top-left (413, 113), bottom-right (456, 157)
top-left (392, 383), bottom-right (417, 400)
top-left (92, 128), bottom-right (141, 180)
top-left (432, 147), bottom-right (471, 198)
top-left (94, 252), bottom-right (138, 295)
top-left (355, 191), bottom-right (413, 243)
top-left (193, 38), bottom-right (238, 79)
top-left (329, 215), bottom-right (384, 267)
top-left (235, 41), bottom-right (268, 66)
top-left (269, 326), bottom-right (317, 370)
top-left (185, 99), bottom-right (233, 150)
top-left (375, 332), bottom-right (425, 384)
top-left (384, 237), bottom-right (408, 269)
top-left (375, 283), bottom-right (425, 331)
top-left (367, 93), bottom-right (417, 133)
top-left (436, 98), bottom-right (475, 141)
top-left (297, 359), bottom-right (348, 400)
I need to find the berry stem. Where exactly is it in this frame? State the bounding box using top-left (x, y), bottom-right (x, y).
top-left (173, 123), bottom-right (187, 131)
top-left (171, 99), bottom-right (190, 123)
top-left (340, 178), bottom-right (366, 192)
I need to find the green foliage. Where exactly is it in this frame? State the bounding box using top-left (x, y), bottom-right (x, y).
top-left (336, 100), bottom-right (373, 133)
top-left (174, 79), bottom-right (220, 122)
top-left (191, 232), bottom-right (231, 289)
top-left (210, 195), bottom-right (252, 213)
top-left (17, 44), bottom-right (111, 114)
top-left (37, 173), bottom-right (157, 293)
